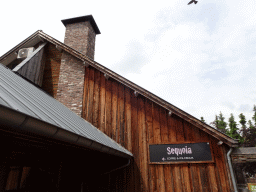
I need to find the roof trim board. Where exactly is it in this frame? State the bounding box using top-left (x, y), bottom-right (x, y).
top-left (0, 31), bottom-right (239, 147)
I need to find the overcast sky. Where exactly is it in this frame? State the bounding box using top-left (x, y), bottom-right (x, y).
top-left (0, 0), bottom-right (255, 127)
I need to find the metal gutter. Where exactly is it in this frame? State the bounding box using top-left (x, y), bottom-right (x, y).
top-left (0, 104), bottom-right (133, 159)
top-left (101, 159), bottom-right (131, 175)
top-left (227, 148), bottom-right (238, 192)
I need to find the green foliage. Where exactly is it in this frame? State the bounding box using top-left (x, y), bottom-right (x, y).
top-left (211, 112), bottom-right (227, 134)
top-left (239, 113), bottom-right (247, 130)
top-left (218, 112), bottom-right (227, 133)
top-left (253, 105), bottom-right (256, 126)
top-left (238, 109), bottom-right (256, 147)
top-left (210, 105), bottom-right (256, 146)
top-left (227, 113), bottom-right (241, 141)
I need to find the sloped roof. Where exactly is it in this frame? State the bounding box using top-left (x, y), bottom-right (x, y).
top-left (0, 30), bottom-right (239, 147)
top-left (232, 147), bottom-right (256, 155)
top-left (0, 63), bottom-right (132, 158)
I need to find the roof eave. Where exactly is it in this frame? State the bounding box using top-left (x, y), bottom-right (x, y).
top-left (0, 30), bottom-right (238, 147)
top-left (0, 104), bottom-right (133, 159)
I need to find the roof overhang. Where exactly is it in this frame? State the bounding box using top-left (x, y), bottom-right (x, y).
top-left (0, 104), bottom-right (132, 159)
top-left (0, 30), bottom-right (239, 148)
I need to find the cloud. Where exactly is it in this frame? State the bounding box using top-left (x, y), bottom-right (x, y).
top-left (112, 40), bottom-right (149, 75)
top-left (239, 104), bottom-right (251, 113)
top-left (201, 68), bottom-right (228, 81)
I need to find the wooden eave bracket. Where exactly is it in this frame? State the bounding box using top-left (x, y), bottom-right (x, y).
top-left (134, 91), bottom-right (139, 97)
top-left (217, 141), bottom-right (223, 145)
top-left (104, 73), bottom-right (109, 80)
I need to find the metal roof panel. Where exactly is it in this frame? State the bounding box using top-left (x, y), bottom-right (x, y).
top-left (0, 63), bottom-right (132, 156)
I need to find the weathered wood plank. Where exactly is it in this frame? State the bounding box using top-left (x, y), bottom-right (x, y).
top-left (34, 47), bottom-right (44, 84)
top-left (146, 100), bottom-right (156, 192)
top-left (210, 137), bottom-right (224, 192)
top-left (171, 116), bottom-right (183, 192)
top-left (200, 131), bottom-right (218, 192)
top-left (138, 97), bottom-right (149, 191)
top-left (153, 104), bottom-right (166, 192)
top-left (197, 130), bottom-right (211, 192)
top-left (86, 67), bottom-right (95, 122)
top-left (111, 81), bottom-right (118, 141)
top-left (131, 91), bottom-right (140, 191)
top-left (117, 84), bottom-right (125, 146)
top-left (215, 143), bottom-right (229, 192)
top-left (167, 115), bottom-right (176, 192)
top-left (160, 109), bottom-right (174, 192)
top-left (92, 70), bottom-right (100, 128)
top-left (178, 118), bottom-right (191, 192)
top-left (124, 87), bottom-right (132, 151)
top-left (37, 49), bottom-right (46, 86)
top-left (105, 78), bottom-right (112, 137)
top-left (82, 67), bottom-right (90, 119)
top-left (99, 72), bottom-right (106, 133)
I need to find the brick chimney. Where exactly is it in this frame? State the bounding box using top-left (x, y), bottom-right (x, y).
top-left (56, 15), bottom-right (100, 116)
top-left (61, 15), bottom-right (100, 60)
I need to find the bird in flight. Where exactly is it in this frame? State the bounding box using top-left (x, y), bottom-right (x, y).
top-left (188, 0), bottom-right (198, 5)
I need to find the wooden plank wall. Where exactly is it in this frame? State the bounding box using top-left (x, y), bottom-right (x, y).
top-left (16, 47), bottom-right (45, 86)
top-left (81, 66), bottom-right (233, 192)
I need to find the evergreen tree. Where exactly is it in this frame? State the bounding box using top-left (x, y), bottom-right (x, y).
top-left (227, 113), bottom-right (241, 141)
top-left (200, 117), bottom-right (206, 123)
top-left (239, 113), bottom-right (247, 130)
top-left (253, 105), bottom-right (256, 126)
top-left (248, 120), bottom-right (254, 129)
top-left (218, 112), bottom-right (227, 133)
top-left (211, 112), bottom-right (227, 133)
top-left (210, 115), bottom-right (220, 129)
top-left (239, 113), bottom-right (247, 144)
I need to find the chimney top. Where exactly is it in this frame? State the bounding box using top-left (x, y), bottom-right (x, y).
top-left (61, 15), bottom-right (101, 34)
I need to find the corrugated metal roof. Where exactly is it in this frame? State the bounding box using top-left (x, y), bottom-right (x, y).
top-left (0, 63), bottom-right (132, 157)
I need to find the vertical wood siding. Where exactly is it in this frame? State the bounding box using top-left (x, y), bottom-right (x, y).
top-left (82, 66), bottom-right (233, 192)
top-left (16, 47), bottom-right (45, 86)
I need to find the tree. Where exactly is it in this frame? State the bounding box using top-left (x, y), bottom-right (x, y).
top-left (210, 112), bottom-right (227, 134)
top-left (218, 112), bottom-right (227, 133)
top-left (239, 113), bottom-right (247, 130)
top-left (210, 115), bottom-right (219, 129)
top-left (200, 117), bottom-right (206, 123)
top-left (253, 105), bottom-right (256, 126)
top-left (239, 110), bottom-right (256, 147)
top-left (227, 113), bottom-right (241, 141)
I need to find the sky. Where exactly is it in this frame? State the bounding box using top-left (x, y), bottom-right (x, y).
top-left (0, 0), bottom-right (255, 128)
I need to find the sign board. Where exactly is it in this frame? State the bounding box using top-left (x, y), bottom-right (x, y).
top-left (248, 183), bottom-right (256, 192)
top-left (149, 142), bottom-right (213, 164)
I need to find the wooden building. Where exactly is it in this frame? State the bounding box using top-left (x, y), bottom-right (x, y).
top-left (0, 15), bottom-right (239, 191)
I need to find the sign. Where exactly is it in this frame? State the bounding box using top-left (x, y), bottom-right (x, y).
top-left (248, 183), bottom-right (256, 192)
top-left (149, 142), bottom-right (213, 164)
